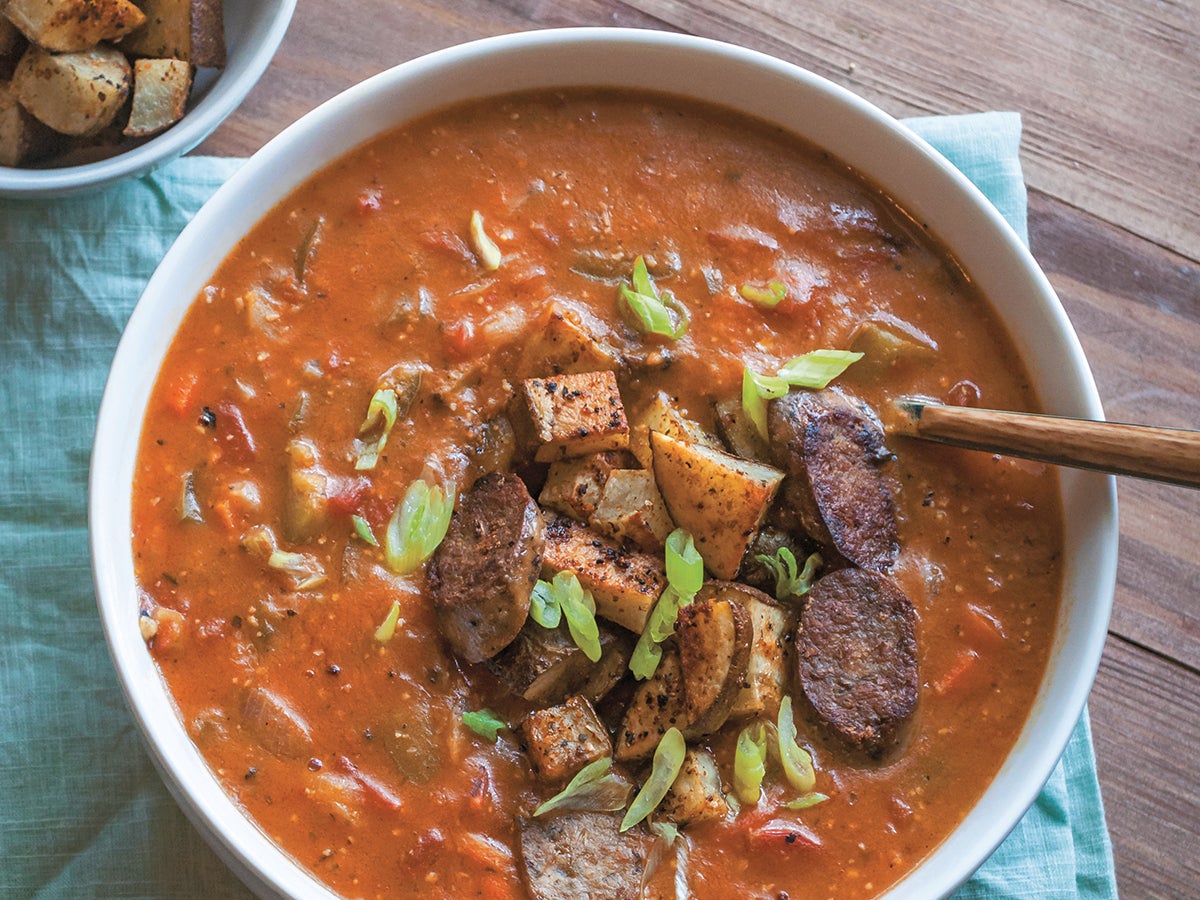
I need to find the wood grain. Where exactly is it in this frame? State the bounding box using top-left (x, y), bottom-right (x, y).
top-left (192, 2), bottom-right (1200, 897)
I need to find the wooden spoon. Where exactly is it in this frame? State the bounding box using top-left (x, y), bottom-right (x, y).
top-left (888, 400), bottom-right (1200, 489)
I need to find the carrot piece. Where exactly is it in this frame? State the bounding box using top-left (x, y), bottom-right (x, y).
top-left (166, 372), bottom-right (198, 416)
top-left (933, 649), bottom-right (980, 695)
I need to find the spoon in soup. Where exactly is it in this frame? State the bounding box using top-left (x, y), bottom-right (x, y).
top-left (888, 400), bottom-right (1200, 489)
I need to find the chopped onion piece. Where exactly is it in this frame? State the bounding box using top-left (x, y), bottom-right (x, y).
top-left (529, 579), bottom-right (562, 629)
top-left (352, 514), bottom-right (379, 547)
top-left (462, 709), bottom-right (506, 743)
top-left (629, 586), bottom-right (686, 680)
top-left (267, 549), bottom-right (326, 590)
top-left (180, 471), bottom-right (203, 523)
top-left (469, 210), bottom-right (503, 271)
top-left (664, 529), bottom-right (703, 598)
top-left (355, 387), bottom-right (399, 471)
top-left (384, 475), bottom-right (456, 576)
top-left (555, 571), bottom-right (601, 662)
top-left (777, 349), bottom-right (863, 388)
top-left (777, 696), bottom-right (817, 794)
top-left (619, 256), bottom-right (689, 340)
top-left (734, 722), bottom-right (768, 804)
top-left (742, 367), bottom-right (789, 440)
top-left (621, 727), bottom-right (686, 832)
top-left (374, 599), bottom-right (401, 643)
top-left (739, 280), bottom-right (787, 307)
top-left (534, 757), bottom-right (631, 816)
top-left (783, 792), bottom-right (829, 810)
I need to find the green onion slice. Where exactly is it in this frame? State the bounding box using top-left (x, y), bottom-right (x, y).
top-left (554, 571), bottom-right (602, 662)
top-left (529, 579), bottom-right (563, 629)
top-left (739, 280), bottom-right (787, 307)
top-left (777, 349), bottom-right (864, 388)
top-left (462, 708), bottom-right (506, 743)
top-left (374, 599), bottom-right (401, 643)
top-left (734, 722), bottom-right (769, 804)
top-left (755, 547), bottom-right (822, 602)
top-left (384, 476), bottom-right (456, 575)
top-left (534, 757), bottom-right (631, 817)
top-left (621, 727), bottom-right (686, 832)
top-left (777, 696), bottom-right (817, 794)
top-left (267, 549), bottom-right (326, 591)
top-left (352, 514), bottom-right (379, 547)
top-left (629, 586), bottom-right (687, 680)
top-left (355, 387), bottom-right (399, 471)
top-left (742, 367), bottom-right (790, 441)
top-left (783, 792), bottom-right (829, 810)
top-left (664, 529), bottom-right (704, 598)
top-left (469, 210), bottom-right (503, 271)
top-left (619, 256), bottom-right (690, 340)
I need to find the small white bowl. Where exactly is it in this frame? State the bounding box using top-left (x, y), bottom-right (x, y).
top-left (0, 0), bottom-right (295, 198)
top-left (90, 28), bottom-right (1118, 899)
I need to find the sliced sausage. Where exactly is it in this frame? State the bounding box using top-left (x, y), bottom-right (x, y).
top-left (768, 389), bottom-right (897, 572)
top-left (427, 472), bottom-right (543, 663)
top-left (517, 811), bottom-right (648, 900)
top-left (795, 568), bottom-right (918, 755)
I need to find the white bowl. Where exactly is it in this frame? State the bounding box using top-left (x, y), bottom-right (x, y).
top-left (0, 0), bottom-right (295, 197)
top-left (89, 27), bottom-right (1118, 899)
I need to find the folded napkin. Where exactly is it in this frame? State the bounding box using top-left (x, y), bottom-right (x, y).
top-left (0, 114), bottom-right (1116, 898)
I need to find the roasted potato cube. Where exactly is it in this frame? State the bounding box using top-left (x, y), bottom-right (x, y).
top-left (123, 57), bottom-right (192, 137)
top-left (4, 0), bottom-right (145, 52)
top-left (521, 695), bottom-right (611, 782)
top-left (118, 0), bottom-right (225, 68)
top-left (675, 591), bottom-right (751, 735)
top-left (521, 370), bottom-right (629, 462)
top-left (628, 390), bottom-right (717, 470)
top-left (538, 451), bottom-right (629, 523)
top-left (541, 513), bottom-right (665, 634)
top-left (591, 468), bottom-right (674, 551)
top-left (713, 396), bottom-right (771, 461)
top-left (0, 80), bottom-right (59, 165)
top-left (0, 19), bottom-right (26, 80)
top-left (616, 645), bottom-right (688, 761)
top-left (650, 431), bottom-right (784, 580)
top-left (11, 43), bottom-right (130, 136)
top-left (699, 582), bottom-right (790, 721)
top-left (660, 748), bottom-right (728, 825)
top-left (282, 438), bottom-right (331, 544)
top-left (516, 301), bottom-right (623, 378)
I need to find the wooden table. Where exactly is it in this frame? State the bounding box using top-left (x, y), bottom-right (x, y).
top-left (199, 2), bottom-right (1200, 895)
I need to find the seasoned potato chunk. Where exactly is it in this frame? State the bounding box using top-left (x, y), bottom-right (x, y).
top-left (123, 57), bottom-right (193, 137)
top-left (4, 0), bottom-right (145, 52)
top-left (538, 450), bottom-right (629, 523)
top-left (628, 390), bottom-right (716, 470)
top-left (660, 748), bottom-right (728, 825)
top-left (541, 513), bottom-right (665, 634)
top-left (0, 80), bottom-right (59, 165)
top-left (699, 582), bottom-right (790, 721)
top-left (521, 695), bottom-right (611, 782)
top-left (650, 431), bottom-right (784, 579)
top-left (516, 301), bottom-right (623, 378)
top-left (520, 370), bottom-right (630, 462)
top-left (675, 591), bottom-right (751, 735)
top-left (11, 43), bottom-right (130, 136)
top-left (616, 645), bottom-right (687, 761)
top-left (118, 0), bottom-right (225, 68)
top-left (591, 468), bottom-right (674, 551)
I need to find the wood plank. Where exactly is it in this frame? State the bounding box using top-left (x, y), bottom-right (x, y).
top-left (1090, 635), bottom-right (1200, 899)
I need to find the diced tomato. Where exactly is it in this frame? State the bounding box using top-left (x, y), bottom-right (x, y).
top-left (356, 188), bottom-right (383, 213)
top-left (443, 319), bottom-right (475, 358)
top-left (746, 818), bottom-right (823, 850)
top-left (360, 494), bottom-right (397, 529)
top-left (215, 401), bottom-right (257, 463)
top-left (166, 372), bottom-right (198, 416)
top-left (933, 648), bottom-right (980, 695)
top-left (477, 874), bottom-right (517, 900)
top-left (329, 478), bottom-right (370, 517)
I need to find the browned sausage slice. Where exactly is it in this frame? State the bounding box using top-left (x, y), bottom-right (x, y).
top-left (427, 472), bottom-right (543, 663)
top-left (517, 811), bottom-right (648, 900)
top-left (768, 389), bottom-right (898, 571)
top-left (795, 568), bottom-right (918, 755)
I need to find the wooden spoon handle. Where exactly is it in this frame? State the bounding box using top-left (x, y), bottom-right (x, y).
top-left (891, 401), bottom-right (1200, 489)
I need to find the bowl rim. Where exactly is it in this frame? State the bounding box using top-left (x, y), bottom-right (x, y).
top-left (90, 25), bottom-right (1118, 900)
top-left (0, 0), bottom-right (297, 198)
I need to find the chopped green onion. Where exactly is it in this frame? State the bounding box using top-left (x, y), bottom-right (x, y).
top-left (384, 476), bottom-right (456, 575)
top-left (648, 820), bottom-right (680, 843)
top-left (619, 256), bottom-right (690, 340)
top-left (352, 514), bottom-right (379, 547)
top-left (621, 727), bottom-right (686, 832)
top-left (739, 280), bottom-right (787, 307)
top-left (555, 571), bottom-right (601, 662)
top-left (534, 757), bottom-right (631, 816)
top-left (462, 708), bottom-right (506, 742)
top-left (755, 548), bottom-right (822, 601)
top-left (777, 696), bottom-right (817, 794)
top-left (374, 599), bottom-right (401, 643)
top-left (267, 549), bottom-right (326, 590)
top-left (529, 579), bottom-right (562, 629)
top-left (783, 792), bottom-right (829, 810)
top-left (734, 722), bottom-right (768, 804)
top-left (664, 529), bottom-right (704, 598)
top-left (742, 367), bottom-right (790, 441)
top-left (469, 210), bottom-right (503, 271)
top-left (776, 349), bottom-right (863, 388)
top-left (355, 387), bottom-right (399, 471)
top-left (180, 471), bottom-right (203, 523)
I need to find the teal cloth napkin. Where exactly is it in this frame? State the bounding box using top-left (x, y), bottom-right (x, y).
top-left (0, 114), bottom-right (1117, 899)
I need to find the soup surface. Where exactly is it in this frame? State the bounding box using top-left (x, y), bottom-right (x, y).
top-left (132, 89), bottom-right (1062, 899)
